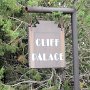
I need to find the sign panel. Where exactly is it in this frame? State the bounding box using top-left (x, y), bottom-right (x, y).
top-left (28, 20), bottom-right (66, 68)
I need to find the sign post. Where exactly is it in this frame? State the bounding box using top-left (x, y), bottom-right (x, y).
top-left (26, 7), bottom-right (79, 90)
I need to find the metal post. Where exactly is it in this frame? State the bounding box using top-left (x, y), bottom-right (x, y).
top-left (25, 6), bottom-right (80, 90)
top-left (25, 6), bottom-right (75, 13)
top-left (71, 11), bottom-right (80, 90)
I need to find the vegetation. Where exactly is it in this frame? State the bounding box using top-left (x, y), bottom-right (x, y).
top-left (0, 0), bottom-right (90, 90)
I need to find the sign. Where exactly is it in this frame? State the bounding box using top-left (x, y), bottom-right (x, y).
top-left (28, 20), bottom-right (66, 68)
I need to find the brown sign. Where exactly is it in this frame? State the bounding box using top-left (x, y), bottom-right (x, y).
top-left (28, 20), bottom-right (66, 68)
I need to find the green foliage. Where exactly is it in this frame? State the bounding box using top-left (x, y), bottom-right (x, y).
top-left (0, 0), bottom-right (21, 16)
top-left (33, 72), bottom-right (42, 81)
top-left (0, 0), bottom-right (27, 56)
top-left (0, 83), bottom-right (15, 90)
top-left (0, 67), bottom-right (15, 90)
top-left (0, 45), bottom-right (5, 56)
top-left (15, 84), bottom-right (29, 90)
top-left (30, 69), bottom-right (42, 81)
top-left (42, 86), bottom-right (58, 90)
top-left (0, 18), bottom-right (18, 55)
top-left (0, 67), bottom-right (5, 80)
top-left (28, 0), bottom-right (40, 6)
top-left (63, 80), bottom-right (71, 90)
top-left (47, 80), bottom-right (52, 85)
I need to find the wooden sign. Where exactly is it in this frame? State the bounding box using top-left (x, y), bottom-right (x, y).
top-left (28, 20), bottom-right (66, 68)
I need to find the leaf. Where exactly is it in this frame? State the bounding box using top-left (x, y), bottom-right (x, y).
top-left (28, 0), bottom-right (39, 6)
top-left (0, 67), bottom-right (5, 80)
top-left (33, 72), bottom-right (42, 81)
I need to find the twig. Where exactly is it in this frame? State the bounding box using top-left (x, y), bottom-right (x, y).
top-left (13, 21), bottom-right (23, 32)
top-left (19, 70), bottom-right (31, 80)
top-left (8, 16), bottom-right (28, 25)
top-left (16, 2), bottom-right (25, 8)
top-left (8, 36), bottom-right (25, 45)
top-left (11, 79), bottom-right (51, 87)
top-left (11, 69), bottom-right (54, 87)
